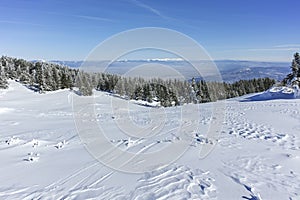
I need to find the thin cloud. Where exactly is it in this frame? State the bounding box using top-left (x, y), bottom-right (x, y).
top-left (247, 47), bottom-right (299, 52)
top-left (71, 14), bottom-right (115, 22)
top-left (274, 44), bottom-right (300, 48)
top-left (46, 12), bottom-right (114, 23)
top-left (0, 20), bottom-right (44, 26)
top-left (130, 0), bottom-right (168, 19)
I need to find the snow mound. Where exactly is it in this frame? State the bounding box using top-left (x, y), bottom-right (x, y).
top-left (249, 85), bottom-right (300, 101)
top-left (130, 99), bottom-right (161, 107)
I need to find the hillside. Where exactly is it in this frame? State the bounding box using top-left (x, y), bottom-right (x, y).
top-left (0, 56), bottom-right (275, 106)
top-left (0, 80), bottom-right (299, 199)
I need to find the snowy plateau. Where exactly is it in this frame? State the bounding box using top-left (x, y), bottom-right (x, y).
top-left (0, 80), bottom-right (300, 200)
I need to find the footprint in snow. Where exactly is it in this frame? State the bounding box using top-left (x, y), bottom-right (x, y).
top-left (5, 136), bottom-right (20, 145)
top-left (54, 140), bottom-right (67, 149)
top-left (24, 152), bottom-right (40, 162)
top-left (31, 139), bottom-right (39, 148)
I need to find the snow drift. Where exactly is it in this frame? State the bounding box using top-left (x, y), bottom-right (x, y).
top-left (248, 85), bottom-right (300, 101)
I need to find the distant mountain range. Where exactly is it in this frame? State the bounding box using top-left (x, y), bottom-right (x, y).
top-left (45, 60), bottom-right (290, 82)
top-left (214, 60), bottom-right (290, 82)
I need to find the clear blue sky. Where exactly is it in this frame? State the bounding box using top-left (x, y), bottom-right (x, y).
top-left (0, 0), bottom-right (299, 61)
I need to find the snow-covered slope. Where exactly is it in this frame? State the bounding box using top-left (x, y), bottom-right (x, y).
top-left (0, 81), bottom-right (300, 199)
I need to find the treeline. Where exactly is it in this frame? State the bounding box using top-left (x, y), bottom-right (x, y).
top-left (0, 56), bottom-right (78, 91)
top-left (0, 56), bottom-right (275, 106)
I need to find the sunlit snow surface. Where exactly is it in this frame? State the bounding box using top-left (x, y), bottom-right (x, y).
top-left (0, 81), bottom-right (300, 200)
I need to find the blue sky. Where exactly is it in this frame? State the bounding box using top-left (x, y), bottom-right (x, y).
top-left (0, 0), bottom-right (299, 61)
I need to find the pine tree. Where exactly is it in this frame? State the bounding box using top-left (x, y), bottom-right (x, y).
top-left (76, 71), bottom-right (93, 96)
top-left (283, 52), bottom-right (300, 86)
top-left (294, 52), bottom-right (300, 65)
top-left (19, 65), bottom-right (31, 85)
top-left (61, 67), bottom-right (72, 89)
top-left (51, 67), bottom-right (61, 90)
top-left (293, 53), bottom-right (300, 86)
top-left (35, 62), bottom-right (46, 93)
top-left (114, 78), bottom-right (126, 96)
top-left (0, 63), bottom-right (8, 89)
top-left (291, 59), bottom-right (298, 77)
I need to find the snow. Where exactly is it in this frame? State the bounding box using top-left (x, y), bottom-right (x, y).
top-left (0, 80), bottom-right (300, 199)
top-left (249, 85), bottom-right (300, 101)
top-left (0, 107), bottom-right (15, 114)
top-left (130, 99), bottom-right (161, 107)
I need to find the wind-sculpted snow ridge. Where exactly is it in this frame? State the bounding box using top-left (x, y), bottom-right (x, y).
top-left (129, 165), bottom-right (217, 200)
top-left (222, 154), bottom-right (300, 200)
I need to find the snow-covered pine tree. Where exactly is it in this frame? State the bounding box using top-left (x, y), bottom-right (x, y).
top-left (0, 63), bottom-right (8, 89)
top-left (283, 52), bottom-right (300, 86)
top-left (19, 65), bottom-right (31, 85)
top-left (291, 60), bottom-right (298, 76)
top-left (75, 71), bottom-right (93, 96)
top-left (51, 66), bottom-right (61, 90)
top-left (43, 65), bottom-right (54, 91)
top-left (61, 67), bottom-right (72, 89)
top-left (114, 77), bottom-right (126, 96)
top-left (35, 62), bottom-right (46, 93)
